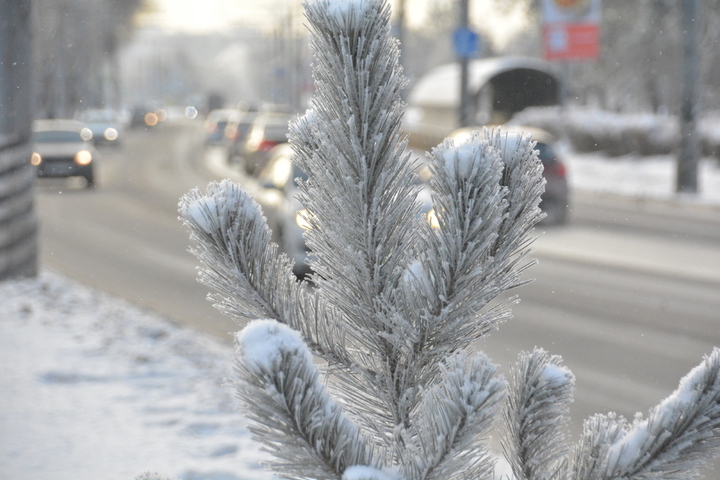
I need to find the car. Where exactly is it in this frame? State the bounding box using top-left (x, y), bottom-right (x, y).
top-left (30, 119), bottom-right (99, 188)
top-left (203, 108), bottom-right (240, 145)
top-left (76, 109), bottom-right (123, 146)
top-left (239, 112), bottom-right (293, 175)
top-left (225, 110), bottom-right (258, 165)
top-left (447, 126), bottom-right (570, 224)
top-left (129, 105), bottom-right (157, 128)
top-left (244, 143), bottom-right (311, 278)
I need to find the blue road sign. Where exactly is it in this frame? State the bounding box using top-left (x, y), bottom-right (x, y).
top-left (453, 27), bottom-right (480, 58)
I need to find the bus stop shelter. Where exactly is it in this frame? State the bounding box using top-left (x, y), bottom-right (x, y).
top-left (406, 56), bottom-right (562, 149)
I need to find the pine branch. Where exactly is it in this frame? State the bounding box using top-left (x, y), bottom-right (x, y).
top-left (502, 348), bottom-right (574, 480)
top-left (600, 347), bottom-right (720, 479)
top-left (291, 0), bottom-right (418, 329)
top-left (290, 0), bottom-right (424, 437)
top-left (572, 413), bottom-right (628, 480)
top-left (403, 129), bottom-right (544, 390)
top-left (178, 180), bottom-right (348, 365)
top-left (235, 320), bottom-right (379, 480)
top-left (405, 351), bottom-right (506, 480)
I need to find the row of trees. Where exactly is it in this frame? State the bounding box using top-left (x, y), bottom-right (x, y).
top-left (0, 0), bottom-right (143, 281)
top-left (33, 0), bottom-right (142, 119)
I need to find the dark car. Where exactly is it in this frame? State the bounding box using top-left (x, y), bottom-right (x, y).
top-left (448, 126), bottom-right (570, 224)
top-left (203, 109), bottom-right (240, 145)
top-left (239, 112), bottom-right (293, 175)
top-left (76, 109), bottom-right (123, 146)
top-left (31, 119), bottom-right (99, 188)
top-left (226, 110), bottom-right (258, 165)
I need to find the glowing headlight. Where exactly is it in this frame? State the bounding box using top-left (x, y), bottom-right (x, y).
top-left (295, 209), bottom-right (312, 231)
top-left (74, 150), bottom-right (93, 166)
top-left (30, 152), bottom-right (42, 166)
top-left (80, 127), bottom-right (93, 141)
top-left (144, 112), bottom-right (158, 126)
top-left (427, 209), bottom-right (441, 229)
top-left (184, 106), bottom-right (198, 119)
top-left (103, 127), bottom-right (119, 141)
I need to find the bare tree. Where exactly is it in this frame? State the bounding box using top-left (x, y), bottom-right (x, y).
top-left (32, 0), bottom-right (141, 118)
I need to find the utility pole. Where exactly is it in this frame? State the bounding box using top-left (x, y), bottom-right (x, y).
top-left (458, 0), bottom-right (471, 127)
top-left (677, 0), bottom-right (701, 194)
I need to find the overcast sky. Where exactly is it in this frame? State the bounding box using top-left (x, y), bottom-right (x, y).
top-left (138, 0), bottom-right (529, 48)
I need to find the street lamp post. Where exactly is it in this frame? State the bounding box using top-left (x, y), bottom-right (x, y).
top-left (676, 0), bottom-right (701, 194)
top-left (458, 0), bottom-right (471, 128)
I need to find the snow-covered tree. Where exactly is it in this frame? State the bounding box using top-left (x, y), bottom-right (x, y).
top-left (179, 0), bottom-right (720, 478)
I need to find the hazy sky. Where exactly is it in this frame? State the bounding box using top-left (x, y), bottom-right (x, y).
top-left (139, 0), bottom-right (529, 47)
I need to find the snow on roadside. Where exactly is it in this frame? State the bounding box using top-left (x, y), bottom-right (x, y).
top-left (565, 152), bottom-right (720, 206)
top-left (0, 271), bottom-right (272, 480)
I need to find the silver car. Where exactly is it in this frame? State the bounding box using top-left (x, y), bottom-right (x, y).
top-left (31, 119), bottom-right (99, 188)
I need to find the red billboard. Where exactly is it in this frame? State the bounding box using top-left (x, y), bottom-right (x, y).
top-left (541, 0), bottom-right (601, 60)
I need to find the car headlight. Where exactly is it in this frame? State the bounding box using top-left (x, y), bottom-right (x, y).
top-left (80, 127), bottom-right (93, 141)
top-left (295, 209), bottom-right (312, 231)
top-left (144, 112), bottom-right (158, 126)
top-left (30, 152), bottom-right (42, 166)
top-left (103, 127), bottom-right (119, 141)
top-left (427, 208), bottom-right (441, 229)
top-left (74, 150), bottom-right (93, 165)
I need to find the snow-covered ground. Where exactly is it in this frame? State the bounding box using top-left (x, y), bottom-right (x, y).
top-left (566, 152), bottom-right (720, 206)
top-left (0, 271), bottom-right (272, 480)
top-left (1, 153), bottom-right (719, 480)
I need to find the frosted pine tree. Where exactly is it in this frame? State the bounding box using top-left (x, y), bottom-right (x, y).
top-left (178, 0), bottom-right (720, 478)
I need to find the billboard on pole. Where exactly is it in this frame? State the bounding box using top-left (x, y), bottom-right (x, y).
top-left (542, 0), bottom-right (601, 60)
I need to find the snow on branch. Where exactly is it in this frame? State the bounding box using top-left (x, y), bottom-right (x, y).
top-left (503, 348), bottom-right (575, 480)
top-left (179, 180), bottom-right (294, 321)
top-left (290, 0), bottom-right (424, 435)
top-left (406, 352), bottom-right (506, 480)
top-left (404, 129), bottom-right (544, 377)
top-left (235, 320), bottom-right (378, 480)
top-left (178, 180), bottom-right (347, 364)
top-left (291, 0), bottom-right (417, 319)
top-left (600, 347), bottom-right (720, 479)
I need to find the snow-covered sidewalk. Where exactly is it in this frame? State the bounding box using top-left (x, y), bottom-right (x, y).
top-left (0, 271), bottom-right (271, 480)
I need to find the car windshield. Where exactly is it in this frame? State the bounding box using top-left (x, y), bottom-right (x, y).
top-left (33, 130), bottom-right (84, 143)
top-left (79, 111), bottom-right (115, 123)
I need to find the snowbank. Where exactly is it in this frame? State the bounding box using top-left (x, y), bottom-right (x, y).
top-left (0, 271), bottom-right (272, 480)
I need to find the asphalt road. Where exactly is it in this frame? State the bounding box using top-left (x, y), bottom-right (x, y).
top-left (35, 121), bottom-right (720, 465)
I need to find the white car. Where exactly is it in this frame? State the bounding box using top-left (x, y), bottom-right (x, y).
top-left (31, 119), bottom-right (99, 188)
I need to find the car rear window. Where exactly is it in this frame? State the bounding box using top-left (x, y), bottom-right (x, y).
top-left (264, 124), bottom-right (290, 141)
top-left (34, 130), bottom-right (84, 143)
top-left (535, 142), bottom-right (556, 162)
